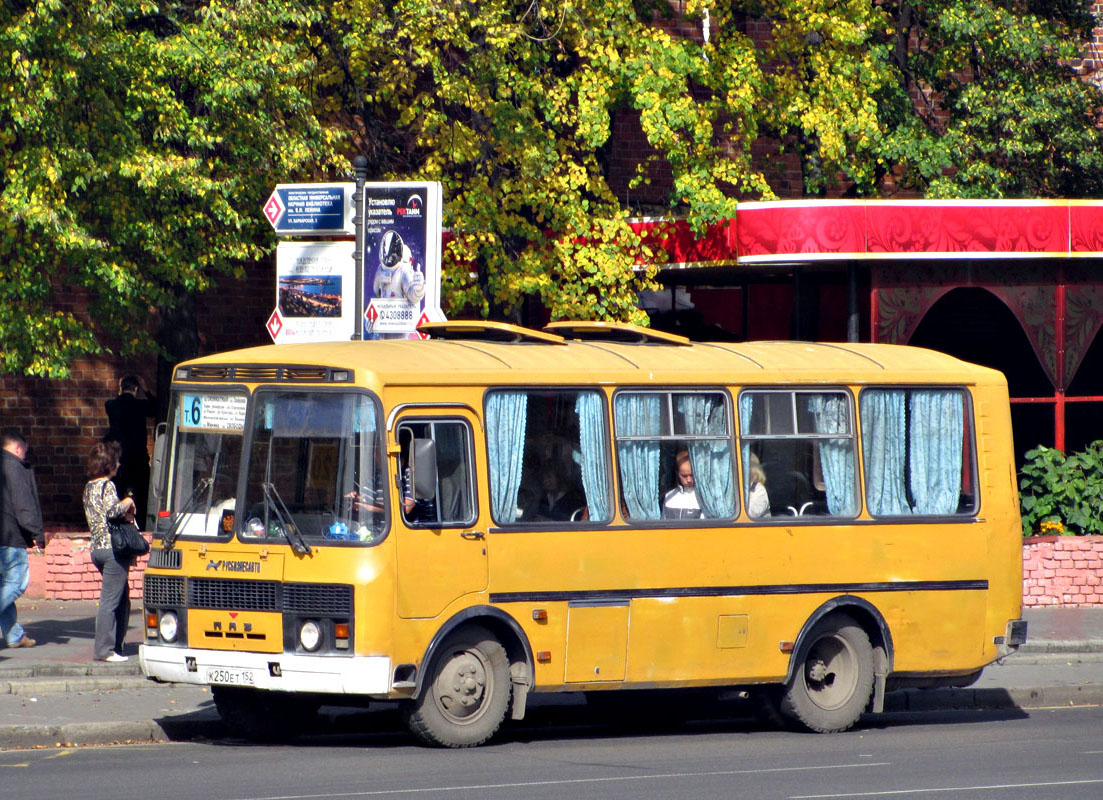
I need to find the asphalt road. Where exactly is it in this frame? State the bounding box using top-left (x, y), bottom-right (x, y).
top-left (4, 704), bottom-right (1103, 800)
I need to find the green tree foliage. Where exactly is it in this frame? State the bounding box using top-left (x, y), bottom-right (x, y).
top-left (3, 1), bottom-right (1102, 377)
top-left (322, 0), bottom-right (775, 323)
top-left (877, 0), bottom-right (1103, 197)
top-left (0, 1), bottom-right (339, 377)
top-left (747, 0), bottom-right (897, 196)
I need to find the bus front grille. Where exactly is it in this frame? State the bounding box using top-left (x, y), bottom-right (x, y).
top-left (284, 583), bottom-right (353, 615)
top-left (145, 576), bottom-right (354, 617)
top-left (189, 578), bottom-right (280, 611)
top-left (144, 575), bottom-right (186, 607)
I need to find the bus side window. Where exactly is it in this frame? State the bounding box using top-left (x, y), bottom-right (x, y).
top-left (614, 390), bottom-right (736, 522)
top-left (397, 420), bottom-right (476, 527)
top-left (739, 390), bottom-right (859, 518)
top-left (486, 389), bottom-right (612, 526)
top-left (859, 388), bottom-right (977, 517)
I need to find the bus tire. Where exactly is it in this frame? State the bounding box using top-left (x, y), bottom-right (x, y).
top-left (779, 613), bottom-right (874, 734)
top-left (404, 625), bottom-right (511, 748)
top-left (212, 686), bottom-right (319, 741)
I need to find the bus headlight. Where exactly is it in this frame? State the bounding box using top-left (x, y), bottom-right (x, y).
top-left (158, 611), bottom-right (179, 643)
top-left (299, 620), bottom-right (323, 652)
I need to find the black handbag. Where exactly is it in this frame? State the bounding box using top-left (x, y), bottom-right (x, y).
top-left (102, 482), bottom-right (150, 559)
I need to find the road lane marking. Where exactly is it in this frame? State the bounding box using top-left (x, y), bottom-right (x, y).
top-left (228, 762), bottom-right (892, 800)
top-left (791, 777), bottom-right (1103, 798)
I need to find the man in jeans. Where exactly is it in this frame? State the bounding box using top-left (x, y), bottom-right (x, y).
top-left (0, 429), bottom-right (44, 648)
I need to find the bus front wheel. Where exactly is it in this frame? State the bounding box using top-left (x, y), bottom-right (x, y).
top-left (404, 625), bottom-right (511, 747)
top-left (779, 613), bottom-right (874, 734)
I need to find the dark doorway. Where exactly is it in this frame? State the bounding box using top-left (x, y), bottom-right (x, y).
top-left (908, 288), bottom-right (1054, 465)
top-left (1065, 329), bottom-right (1103, 454)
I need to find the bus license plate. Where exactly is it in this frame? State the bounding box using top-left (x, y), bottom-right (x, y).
top-left (206, 667), bottom-right (256, 686)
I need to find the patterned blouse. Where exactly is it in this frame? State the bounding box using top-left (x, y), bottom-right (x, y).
top-left (82, 477), bottom-right (130, 551)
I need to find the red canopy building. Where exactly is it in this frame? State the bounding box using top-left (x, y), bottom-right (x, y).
top-left (640, 199), bottom-right (1103, 462)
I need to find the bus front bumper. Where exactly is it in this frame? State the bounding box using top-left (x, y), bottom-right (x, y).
top-left (139, 644), bottom-right (392, 696)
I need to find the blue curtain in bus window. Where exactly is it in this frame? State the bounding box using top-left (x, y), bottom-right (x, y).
top-left (614, 393), bottom-right (661, 520)
top-left (809, 394), bottom-right (857, 516)
top-left (486, 391), bottom-right (528, 523)
top-left (860, 390), bottom-right (910, 515)
top-left (677, 394), bottom-right (735, 518)
top-left (909, 390), bottom-right (963, 515)
top-left (738, 394), bottom-right (754, 493)
top-left (575, 392), bottom-right (610, 522)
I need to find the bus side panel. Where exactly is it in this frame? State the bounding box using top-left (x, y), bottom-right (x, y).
top-left (975, 380), bottom-right (1025, 660)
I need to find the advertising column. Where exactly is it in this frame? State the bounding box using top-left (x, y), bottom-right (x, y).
top-left (362, 182), bottom-right (445, 339)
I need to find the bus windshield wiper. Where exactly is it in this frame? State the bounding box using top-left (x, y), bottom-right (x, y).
top-left (262, 481), bottom-right (312, 556)
top-left (162, 477), bottom-right (214, 551)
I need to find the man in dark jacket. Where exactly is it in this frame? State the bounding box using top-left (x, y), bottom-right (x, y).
top-left (104, 374), bottom-right (157, 529)
top-left (0, 429), bottom-right (44, 648)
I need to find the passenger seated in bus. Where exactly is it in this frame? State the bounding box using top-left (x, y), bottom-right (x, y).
top-left (532, 466), bottom-right (584, 521)
top-left (662, 450), bottom-right (702, 520)
top-left (746, 452), bottom-right (771, 519)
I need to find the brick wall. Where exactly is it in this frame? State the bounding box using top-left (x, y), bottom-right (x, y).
top-left (1, 256), bottom-right (273, 529)
top-left (1023, 536), bottom-right (1103, 607)
top-left (27, 533), bottom-right (151, 601)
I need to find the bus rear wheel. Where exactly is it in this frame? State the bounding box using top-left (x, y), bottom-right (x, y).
top-left (404, 625), bottom-right (511, 748)
top-left (779, 613), bottom-right (874, 733)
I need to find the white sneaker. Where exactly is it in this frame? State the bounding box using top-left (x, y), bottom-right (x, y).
top-left (105, 653), bottom-right (128, 663)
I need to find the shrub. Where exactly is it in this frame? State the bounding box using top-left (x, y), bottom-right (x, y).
top-left (1019, 441), bottom-right (1103, 536)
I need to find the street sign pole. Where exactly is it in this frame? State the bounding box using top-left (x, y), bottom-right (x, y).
top-left (352, 156), bottom-right (368, 340)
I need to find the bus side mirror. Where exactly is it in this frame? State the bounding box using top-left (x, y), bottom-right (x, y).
top-left (148, 422), bottom-right (168, 530)
top-left (409, 438), bottom-right (438, 501)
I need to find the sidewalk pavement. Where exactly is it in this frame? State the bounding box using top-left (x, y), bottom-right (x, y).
top-left (1, 601), bottom-right (1102, 749)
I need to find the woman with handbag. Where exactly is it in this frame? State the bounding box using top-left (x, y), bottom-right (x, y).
top-left (82, 441), bottom-right (138, 662)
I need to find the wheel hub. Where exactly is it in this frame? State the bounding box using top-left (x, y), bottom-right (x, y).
top-left (804, 636), bottom-right (856, 710)
top-left (435, 650), bottom-right (490, 721)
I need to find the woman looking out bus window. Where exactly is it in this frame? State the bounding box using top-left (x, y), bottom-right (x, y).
top-left (662, 450), bottom-right (702, 519)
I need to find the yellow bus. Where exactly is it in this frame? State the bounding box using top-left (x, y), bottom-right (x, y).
top-left (139, 321), bottom-right (1027, 746)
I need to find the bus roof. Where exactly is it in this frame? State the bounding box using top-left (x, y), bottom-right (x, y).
top-left (179, 335), bottom-right (1005, 389)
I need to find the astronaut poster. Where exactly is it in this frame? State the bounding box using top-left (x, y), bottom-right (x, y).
top-left (361, 181), bottom-right (445, 339)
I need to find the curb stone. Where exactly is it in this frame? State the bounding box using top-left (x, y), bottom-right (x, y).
top-left (0, 716), bottom-right (225, 750)
top-left (885, 685), bottom-right (1103, 712)
top-left (0, 676), bottom-right (155, 695)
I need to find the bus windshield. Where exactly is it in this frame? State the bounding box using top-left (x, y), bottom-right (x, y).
top-left (240, 390), bottom-right (386, 545)
top-left (165, 391), bottom-right (248, 539)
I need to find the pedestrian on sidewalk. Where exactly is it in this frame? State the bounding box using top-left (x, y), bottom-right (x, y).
top-left (104, 373), bottom-right (157, 530)
top-left (0, 429), bottom-right (44, 649)
top-left (82, 441), bottom-right (136, 663)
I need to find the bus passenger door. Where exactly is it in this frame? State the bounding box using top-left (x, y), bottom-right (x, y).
top-left (394, 413), bottom-right (488, 619)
